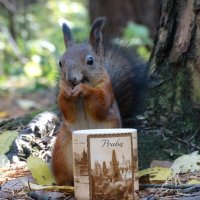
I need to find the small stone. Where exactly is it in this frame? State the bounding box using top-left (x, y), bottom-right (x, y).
top-left (136, 115), bottom-right (146, 120)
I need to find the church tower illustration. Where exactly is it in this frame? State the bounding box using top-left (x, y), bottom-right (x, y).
top-left (102, 161), bottom-right (108, 176)
top-left (110, 150), bottom-right (120, 181)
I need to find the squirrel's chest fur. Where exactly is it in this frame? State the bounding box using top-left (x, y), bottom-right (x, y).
top-left (66, 99), bottom-right (116, 131)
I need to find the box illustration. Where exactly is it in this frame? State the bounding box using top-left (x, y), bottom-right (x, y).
top-left (72, 129), bottom-right (138, 200)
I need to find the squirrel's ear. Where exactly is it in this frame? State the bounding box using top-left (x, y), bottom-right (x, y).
top-left (89, 17), bottom-right (106, 54)
top-left (62, 23), bottom-right (73, 48)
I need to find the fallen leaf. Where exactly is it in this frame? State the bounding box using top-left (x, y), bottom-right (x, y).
top-left (188, 180), bottom-right (200, 184)
top-left (150, 167), bottom-right (172, 183)
top-left (0, 111), bottom-right (9, 119)
top-left (27, 156), bottom-right (55, 185)
top-left (139, 167), bottom-right (172, 184)
top-left (0, 130), bottom-right (18, 154)
top-left (22, 180), bottom-right (74, 192)
top-left (139, 168), bottom-right (152, 178)
top-left (171, 151), bottom-right (200, 176)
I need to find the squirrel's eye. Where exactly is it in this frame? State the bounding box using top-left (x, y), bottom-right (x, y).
top-left (59, 61), bottom-right (62, 67)
top-left (87, 56), bottom-right (93, 65)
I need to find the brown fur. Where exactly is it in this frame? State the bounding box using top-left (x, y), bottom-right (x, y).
top-left (51, 123), bottom-right (73, 185)
top-left (52, 18), bottom-right (122, 185)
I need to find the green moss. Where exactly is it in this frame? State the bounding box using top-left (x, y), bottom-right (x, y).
top-left (191, 66), bottom-right (200, 103)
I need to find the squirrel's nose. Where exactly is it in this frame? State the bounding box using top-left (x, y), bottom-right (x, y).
top-left (68, 76), bottom-right (79, 87)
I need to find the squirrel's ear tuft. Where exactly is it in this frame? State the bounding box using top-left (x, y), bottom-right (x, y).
top-left (89, 17), bottom-right (106, 54)
top-left (62, 23), bottom-right (73, 48)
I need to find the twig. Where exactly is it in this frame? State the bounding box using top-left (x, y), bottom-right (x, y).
top-left (140, 184), bottom-right (200, 190)
top-left (164, 130), bottom-right (200, 151)
top-left (189, 126), bottom-right (200, 142)
top-left (28, 181), bottom-right (31, 191)
top-left (182, 185), bottom-right (200, 193)
top-left (179, 192), bottom-right (200, 200)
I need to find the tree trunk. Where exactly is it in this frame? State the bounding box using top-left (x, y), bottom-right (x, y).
top-left (89, 0), bottom-right (134, 39)
top-left (89, 0), bottom-right (160, 39)
top-left (147, 0), bottom-right (200, 152)
top-left (0, 0), bottom-right (38, 39)
top-left (132, 0), bottom-right (161, 39)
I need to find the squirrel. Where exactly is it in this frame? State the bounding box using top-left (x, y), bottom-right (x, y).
top-left (52, 17), bottom-right (147, 185)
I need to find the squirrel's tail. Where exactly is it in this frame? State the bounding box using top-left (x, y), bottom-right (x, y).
top-left (104, 43), bottom-right (148, 127)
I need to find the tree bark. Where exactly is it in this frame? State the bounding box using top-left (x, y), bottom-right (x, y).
top-left (89, 0), bottom-right (160, 39)
top-left (148, 0), bottom-right (200, 151)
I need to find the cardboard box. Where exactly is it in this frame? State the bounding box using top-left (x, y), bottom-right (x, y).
top-left (73, 129), bottom-right (138, 200)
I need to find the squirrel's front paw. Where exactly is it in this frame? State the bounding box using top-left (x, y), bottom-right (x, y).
top-left (72, 84), bottom-right (82, 97)
top-left (64, 87), bottom-right (73, 98)
top-left (72, 84), bottom-right (87, 97)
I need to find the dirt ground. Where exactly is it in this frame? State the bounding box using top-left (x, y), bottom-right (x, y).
top-left (0, 89), bottom-right (56, 121)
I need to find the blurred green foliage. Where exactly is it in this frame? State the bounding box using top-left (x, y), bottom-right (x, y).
top-left (0, 0), bottom-right (89, 92)
top-left (122, 22), bottom-right (153, 60)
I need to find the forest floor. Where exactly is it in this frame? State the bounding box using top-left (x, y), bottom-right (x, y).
top-left (0, 88), bottom-right (55, 121)
top-left (1, 87), bottom-right (200, 199)
top-left (1, 167), bottom-right (200, 200)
